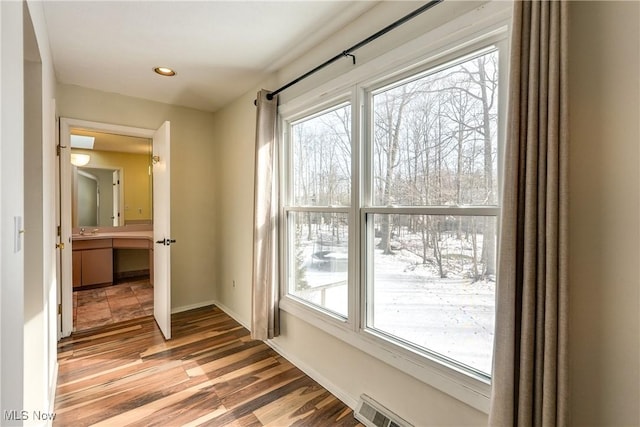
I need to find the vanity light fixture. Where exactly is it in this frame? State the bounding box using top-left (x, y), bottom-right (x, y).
top-left (71, 153), bottom-right (91, 167)
top-left (154, 66), bottom-right (176, 77)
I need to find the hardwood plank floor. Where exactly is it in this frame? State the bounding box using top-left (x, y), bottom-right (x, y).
top-left (55, 305), bottom-right (363, 427)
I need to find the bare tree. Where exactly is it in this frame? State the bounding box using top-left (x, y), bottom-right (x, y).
top-left (367, 50), bottom-right (499, 279)
top-left (374, 85), bottom-right (415, 254)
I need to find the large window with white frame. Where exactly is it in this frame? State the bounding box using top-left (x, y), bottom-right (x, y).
top-left (363, 47), bottom-right (500, 377)
top-left (281, 28), bottom-right (506, 400)
top-left (285, 103), bottom-right (352, 318)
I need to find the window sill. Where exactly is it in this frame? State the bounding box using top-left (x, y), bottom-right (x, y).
top-left (279, 296), bottom-right (491, 414)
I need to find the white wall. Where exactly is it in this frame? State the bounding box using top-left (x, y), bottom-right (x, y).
top-left (23, 0), bottom-right (58, 421)
top-left (29, 0), bottom-right (61, 412)
top-left (568, 2), bottom-right (640, 425)
top-left (56, 85), bottom-right (218, 311)
top-left (210, 79), bottom-right (273, 323)
top-left (1, 1), bottom-right (25, 420)
top-left (23, 4), bottom-right (46, 419)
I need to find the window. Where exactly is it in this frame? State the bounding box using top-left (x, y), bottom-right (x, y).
top-left (281, 21), bottom-right (507, 408)
top-left (285, 104), bottom-right (351, 317)
top-left (364, 48), bottom-right (499, 376)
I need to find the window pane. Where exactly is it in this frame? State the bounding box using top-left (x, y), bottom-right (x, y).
top-left (372, 50), bottom-right (499, 207)
top-left (291, 104), bottom-right (351, 206)
top-left (288, 211), bottom-right (349, 317)
top-left (367, 214), bottom-right (496, 375)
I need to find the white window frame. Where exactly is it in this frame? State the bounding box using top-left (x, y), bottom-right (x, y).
top-left (281, 96), bottom-right (356, 323)
top-left (278, 2), bottom-right (511, 413)
top-left (360, 44), bottom-right (502, 382)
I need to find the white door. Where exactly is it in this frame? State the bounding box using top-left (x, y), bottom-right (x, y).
top-left (59, 122), bottom-right (73, 337)
top-left (55, 112), bottom-right (64, 339)
top-left (153, 121), bottom-right (172, 340)
top-left (112, 170), bottom-right (120, 226)
top-left (59, 118), bottom-right (165, 338)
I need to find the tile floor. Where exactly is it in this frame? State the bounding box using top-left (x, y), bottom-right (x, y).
top-left (73, 277), bottom-right (153, 331)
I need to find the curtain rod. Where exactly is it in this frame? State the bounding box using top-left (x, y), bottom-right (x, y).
top-left (255, 0), bottom-right (444, 104)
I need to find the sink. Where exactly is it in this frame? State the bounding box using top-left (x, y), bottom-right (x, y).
top-left (72, 232), bottom-right (100, 238)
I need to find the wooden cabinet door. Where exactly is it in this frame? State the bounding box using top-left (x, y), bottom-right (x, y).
top-left (81, 248), bottom-right (113, 286)
top-left (72, 251), bottom-right (82, 288)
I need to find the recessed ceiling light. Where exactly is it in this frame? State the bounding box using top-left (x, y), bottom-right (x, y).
top-left (154, 67), bottom-right (176, 77)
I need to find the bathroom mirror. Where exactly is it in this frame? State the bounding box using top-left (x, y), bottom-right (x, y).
top-left (76, 166), bottom-right (121, 227)
top-left (71, 130), bottom-right (153, 228)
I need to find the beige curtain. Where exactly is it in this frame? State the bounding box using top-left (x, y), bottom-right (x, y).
top-left (251, 90), bottom-right (280, 341)
top-left (489, 1), bottom-right (568, 426)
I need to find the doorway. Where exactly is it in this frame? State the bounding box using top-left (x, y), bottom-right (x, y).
top-left (59, 118), bottom-right (172, 339)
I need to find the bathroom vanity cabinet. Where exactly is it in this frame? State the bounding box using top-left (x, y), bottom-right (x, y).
top-left (72, 239), bottom-right (113, 287)
top-left (72, 231), bottom-right (154, 289)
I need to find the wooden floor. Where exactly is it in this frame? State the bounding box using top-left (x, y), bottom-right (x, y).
top-left (55, 305), bottom-right (363, 427)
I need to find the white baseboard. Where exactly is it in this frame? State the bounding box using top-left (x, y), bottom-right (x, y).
top-left (171, 299), bottom-right (250, 331)
top-left (171, 299), bottom-right (217, 314)
top-left (265, 338), bottom-right (358, 410)
top-left (177, 302), bottom-right (357, 412)
top-left (211, 300), bottom-right (250, 330)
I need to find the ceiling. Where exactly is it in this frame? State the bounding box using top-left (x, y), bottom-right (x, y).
top-left (42, 1), bottom-right (380, 112)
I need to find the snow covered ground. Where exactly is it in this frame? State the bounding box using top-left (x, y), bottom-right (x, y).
top-left (370, 250), bottom-right (494, 375)
top-left (291, 231), bottom-right (495, 376)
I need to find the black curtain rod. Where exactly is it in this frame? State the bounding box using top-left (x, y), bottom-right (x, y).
top-left (256, 0), bottom-right (444, 104)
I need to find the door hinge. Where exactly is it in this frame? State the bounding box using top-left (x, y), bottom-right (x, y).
top-left (57, 304), bottom-right (62, 315)
top-left (57, 225), bottom-right (61, 237)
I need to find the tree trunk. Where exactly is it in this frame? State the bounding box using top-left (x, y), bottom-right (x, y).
top-left (477, 57), bottom-right (496, 277)
top-left (421, 216), bottom-right (429, 264)
top-left (378, 90), bottom-right (411, 255)
top-left (432, 220), bottom-right (445, 278)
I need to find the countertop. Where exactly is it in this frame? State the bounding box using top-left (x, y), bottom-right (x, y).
top-left (72, 230), bottom-right (154, 241)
